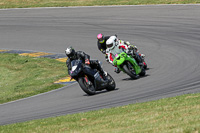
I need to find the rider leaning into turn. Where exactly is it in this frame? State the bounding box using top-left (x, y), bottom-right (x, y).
top-left (65, 46), bottom-right (108, 83)
top-left (97, 33), bottom-right (145, 58)
top-left (97, 33), bottom-right (140, 54)
top-left (105, 36), bottom-right (144, 73)
top-left (97, 33), bottom-right (111, 54)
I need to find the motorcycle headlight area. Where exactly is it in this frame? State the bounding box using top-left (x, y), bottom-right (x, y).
top-left (72, 65), bottom-right (78, 71)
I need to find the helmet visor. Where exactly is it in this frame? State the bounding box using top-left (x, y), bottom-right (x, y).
top-left (66, 49), bottom-right (75, 57)
top-left (107, 43), bottom-right (113, 48)
top-left (68, 52), bottom-right (74, 57)
top-left (98, 38), bottom-right (105, 43)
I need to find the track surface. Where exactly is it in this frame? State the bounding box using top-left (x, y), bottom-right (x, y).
top-left (0, 5), bottom-right (200, 125)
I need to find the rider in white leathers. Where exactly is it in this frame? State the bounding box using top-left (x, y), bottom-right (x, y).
top-left (105, 36), bottom-right (143, 73)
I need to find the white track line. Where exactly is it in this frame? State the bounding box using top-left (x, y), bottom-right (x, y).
top-left (0, 82), bottom-right (77, 106)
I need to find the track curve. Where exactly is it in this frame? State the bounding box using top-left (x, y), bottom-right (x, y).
top-left (0, 5), bottom-right (200, 125)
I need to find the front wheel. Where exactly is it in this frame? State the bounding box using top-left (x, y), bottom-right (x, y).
top-left (106, 73), bottom-right (116, 91)
top-left (78, 77), bottom-right (96, 95)
top-left (139, 68), bottom-right (146, 76)
top-left (123, 62), bottom-right (139, 79)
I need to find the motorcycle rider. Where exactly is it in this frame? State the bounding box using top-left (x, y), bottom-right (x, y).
top-left (97, 33), bottom-right (145, 61)
top-left (105, 36), bottom-right (143, 73)
top-left (65, 46), bottom-right (109, 85)
top-left (97, 33), bottom-right (111, 54)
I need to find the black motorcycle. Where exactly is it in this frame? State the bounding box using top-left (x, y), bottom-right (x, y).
top-left (70, 60), bottom-right (116, 95)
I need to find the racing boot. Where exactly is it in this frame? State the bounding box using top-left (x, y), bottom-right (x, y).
top-left (114, 66), bottom-right (121, 74)
top-left (99, 71), bottom-right (112, 83)
top-left (96, 61), bottom-right (110, 82)
top-left (135, 53), bottom-right (143, 67)
top-left (94, 72), bottom-right (108, 88)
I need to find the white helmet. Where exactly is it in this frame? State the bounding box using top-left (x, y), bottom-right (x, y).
top-left (65, 46), bottom-right (75, 58)
top-left (106, 36), bottom-right (117, 49)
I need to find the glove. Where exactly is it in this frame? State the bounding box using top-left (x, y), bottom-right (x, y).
top-left (114, 66), bottom-right (120, 74)
top-left (101, 49), bottom-right (106, 54)
top-left (125, 41), bottom-right (131, 45)
top-left (141, 54), bottom-right (145, 58)
top-left (85, 59), bottom-right (90, 65)
top-left (134, 46), bottom-right (137, 49)
top-left (133, 46), bottom-right (138, 52)
top-left (126, 49), bottom-right (132, 55)
top-left (105, 54), bottom-right (109, 62)
top-left (127, 45), bottom-right (133, 51)
top-left (140, 54), bottom-right (145, 60)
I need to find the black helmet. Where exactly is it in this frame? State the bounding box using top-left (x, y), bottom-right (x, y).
top-left (65, 46), bottom-right (75, 58)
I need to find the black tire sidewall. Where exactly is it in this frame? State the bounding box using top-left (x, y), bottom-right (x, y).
top-left (78, 77), bottom-right (96, 95)
top-left (123, 63), bottom-right (138, 79)
top-left (106, 73), bottom-right (116, 91)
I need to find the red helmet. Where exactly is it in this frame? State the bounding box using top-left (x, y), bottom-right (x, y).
top-left (97, 33), bottom-right (105, 43)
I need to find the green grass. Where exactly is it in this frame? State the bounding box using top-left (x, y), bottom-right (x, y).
top-left (0, 53), bottom-right (67, 104)
top-left (0, 93), bottom-right (199, 133)
top-left (0, 0), bottom-right (199, 9)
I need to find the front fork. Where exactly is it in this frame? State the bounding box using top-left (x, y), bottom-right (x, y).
top-left (84, 75), bottom-right (92, 86)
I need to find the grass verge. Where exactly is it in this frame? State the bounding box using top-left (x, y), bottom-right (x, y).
top-left (0, 53), bottom-right (67, 104)
top-left (0, 0), bottom-right (199, 9)
top-left (0, 93), bottom-right (199, 133)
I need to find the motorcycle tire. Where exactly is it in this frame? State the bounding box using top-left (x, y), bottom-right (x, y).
top-left (139, 68), bottom-right (146, 76)
top-left (106, 73), bottom-right (116, 91)
top-left (78, 77), bottom-right (96, 95)
top-left (123, 62), bottom-right (139, 79)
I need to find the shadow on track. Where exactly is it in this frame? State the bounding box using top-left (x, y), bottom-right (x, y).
top-left (122, 74), bottom-right (150, 81)
top-left (83, 88), bottom-right (120, 96)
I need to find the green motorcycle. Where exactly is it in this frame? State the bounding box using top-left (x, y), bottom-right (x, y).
top-left (113, 52), bottom-right (146, 79)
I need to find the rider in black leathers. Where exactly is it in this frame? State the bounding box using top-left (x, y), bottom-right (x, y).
top-left (97, 33), bottom-right (110, 54)
top-left (65, 46), bottom-right (108, 84)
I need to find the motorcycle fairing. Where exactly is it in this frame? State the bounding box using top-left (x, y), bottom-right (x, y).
top-left (113, 52), bottom-right (141, 75)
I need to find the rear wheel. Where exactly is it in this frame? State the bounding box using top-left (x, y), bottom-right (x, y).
top-left (78, 77), bottom-right (96, 95)
top-left (106, 73), bottom-right (116, 91)
top-left (123, 62), bottom-right (139, 79)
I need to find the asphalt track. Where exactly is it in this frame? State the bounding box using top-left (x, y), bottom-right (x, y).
top-left (0, 5), bottom-right (200, 125)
